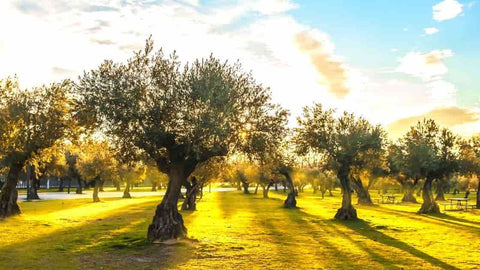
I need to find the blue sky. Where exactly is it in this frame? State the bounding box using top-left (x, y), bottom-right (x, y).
top-left (291, 0), bottom-right (480, 107)
top-left (0, 0), bottom-right (478, 138)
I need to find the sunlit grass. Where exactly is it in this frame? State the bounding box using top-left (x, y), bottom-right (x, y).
top-left (0, 190), bottom-right (479, 269)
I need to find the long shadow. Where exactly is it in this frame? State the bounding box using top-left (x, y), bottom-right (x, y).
top-left (0, 199), bottom-right (196, 269)
top-left (285, 208), bottom-right (421, 269)
top-left (338, 218), bottom-right (460, 270)
top-left (370, 206), bottom-right (480, 233)
top-left (216, 191), bottom-right (242, 219)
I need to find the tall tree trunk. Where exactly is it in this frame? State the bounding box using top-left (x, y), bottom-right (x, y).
top-left (401, 183), bottom-right (417, 203)
top-left (92, 178), bottom-right (100, 202)
top-left (254, 184), bottom-right (259, 195)
top-left (352, 177), bottom-right (372, 205)
top-left (58, 177), bottom-right (64, 192)
top-left (241, 180), bottom-right (249, 194)
top-left (282, 173), bottom-right (296, 208)
top-left (123, 179), bottom-right (131, 198)
top-left (148, 164), bottom-right (188, 243)
top-left (181, 178), bottom-right (199, 211)
top-left (0, 163), bottom-right (24, 218)
top-left (418, 177), bottom-right (440, 214)
top-left (435, 179), bottom-right (446, 201)
top-left (76, 177), bottom-right (83, 194)
top-left (262, 184), bottom-right (271, 199)
top-left (236, 181), bottom-right (241, 191)
top-left (115, 181), bottom-right (121, 191)
top-left (335, 167), bottom-right (357, 220)
top-left (99, 180), bottom-right (105, 192)
top-left (476, 174), bottom-right (480, 209)
top-left (27, 164), bottom-right (40, 200)
top-left (274, 183), bottom-right (278, 191)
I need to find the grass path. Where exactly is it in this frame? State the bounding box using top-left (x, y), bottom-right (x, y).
top-left (0, 190), bottom-right (479, 269)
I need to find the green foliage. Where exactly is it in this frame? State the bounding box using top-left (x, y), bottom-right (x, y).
top-left (77, 37), bottom-right (287, 175)
top-left (76, 139), bottom-right (118, 182)
top-left (294, 103), bottom-right (385, 173)
top-left (0, 77), bottom-right (73, 166)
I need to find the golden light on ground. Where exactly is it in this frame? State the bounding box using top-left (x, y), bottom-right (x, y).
top-left (1, 191), bottom-right (479, 269)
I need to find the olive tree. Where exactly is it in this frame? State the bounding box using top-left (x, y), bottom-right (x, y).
top-left (397, 120), bottom-right (458, 214)
top-left (76, 139), bottom-right (118, 202)
top-left (0, 78), bottom-right (72, 218)
top-left (459, 136), bottom-right (480, 208)
top-left (294, 104), bottom-right (384, 220)
top-left (77, 38), bottom-right (287, 242)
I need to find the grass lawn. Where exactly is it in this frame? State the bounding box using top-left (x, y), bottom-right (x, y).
top-left (0, 190), bottom-right (479, 269)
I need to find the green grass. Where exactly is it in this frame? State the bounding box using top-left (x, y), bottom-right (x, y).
top-left (0, 190), bottom-right (479, 269)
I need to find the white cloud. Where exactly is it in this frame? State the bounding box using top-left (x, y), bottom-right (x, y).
top-left (0, 0), bottom-right (473, 135)
top-left (424, 27), bottom-right (439, 35)
top-left (397, 50), bottom-right (453, 81)
top-left (433, 0), bottom-right (463, 21)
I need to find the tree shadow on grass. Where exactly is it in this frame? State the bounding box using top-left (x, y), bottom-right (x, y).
top-left (0, 200), bottom-right (198, 270)
top-left (369, 206), bottom-right (480, 233)
top-left (337, 218), bottom-right (460, 270)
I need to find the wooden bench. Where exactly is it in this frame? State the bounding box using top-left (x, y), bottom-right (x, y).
top-left (440, 203), bottom-right (455, 211)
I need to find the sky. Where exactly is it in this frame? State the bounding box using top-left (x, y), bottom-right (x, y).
top-left (0, 0), bottom-right (479, 139)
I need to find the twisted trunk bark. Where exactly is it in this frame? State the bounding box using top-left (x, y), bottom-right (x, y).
top-left (27, 165), bottom-right (40, 200)
top-left (352, 177), bottom-right (372, 205)
top-left (58, 177), bottom-right (64, 192)
top-left (401, 184), bottom-right (417, 203)
top-left (283, 173), bottom-right (296, 208)
top-left (418, 177), bottom-right (440, 214)
top-left (148, 163), bottom-right (188, 243)
top-left (435, 179), bottom-right (446, 201)
top-left (123, 179), bottom-right (131, 198)
top-left (0, 163), bottom-right (24, 218)
top-left (99, 180), bottom-right (105, 192)
top-left (181, 179), bottom-right (199, 211)
top-left (477, 174), bottom-right (480, 209)
top-left (76, 177), bottom-right (83, 194)
top-left (92, 178), bottom-right (100, 202)
top-left (335, 167), bottom-right (357, 220)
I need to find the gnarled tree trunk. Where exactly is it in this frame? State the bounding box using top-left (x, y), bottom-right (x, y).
top-left (123, 179), bottom-right (131, 198)
top-left (262, 182), bottom-right (272, 199)
top-left (418, 177), bottom-right (440, 214)
top-left (0, 163), bottom-right (24, 218)
top-left (76, 178), bottom-right (83, 194)
top-left (401, 183), bottom-right (417, 203)
top-left (92, 177), bottom-right (101, 202)
top-left (335, 167), bottom-right (357, 220)
top-left (99, 180), bottom-right (105, 192)
top-left (241, 179), bottom-right (249, 194)
top-left (27, 165), bottom-right (40, 200)
top-left (476, 174), bottom-right (480, 209)
top-left (282, 173), bottom-right (296, 208)
top-left (58, 177), bottom-right (64, 192)
top-left (181, 177), bottom-right (199, 211)
top-left (148, 163), bottom-right (188, 243)
top-left (435, 179), bottom-right (446, 201)
top-left (352, 176), bottom-right (372, 205)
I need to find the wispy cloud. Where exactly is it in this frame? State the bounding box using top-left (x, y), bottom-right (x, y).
top-left (386, 106), bottom-right (480, 139)
top-left (424, 27), bottom-right (439, 35)
top-left (295, 31), bottom-right (349, 99)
